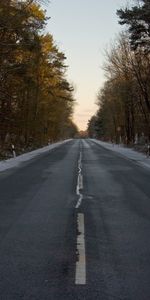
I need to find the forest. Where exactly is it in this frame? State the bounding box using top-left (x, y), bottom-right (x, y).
top-left (88, 0), bottom-right (150, 147)
top-left (0, 0), bottom-right (78, 158)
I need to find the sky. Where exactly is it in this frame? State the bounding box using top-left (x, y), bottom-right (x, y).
top-left (46, 0), bottom-right (127, 130)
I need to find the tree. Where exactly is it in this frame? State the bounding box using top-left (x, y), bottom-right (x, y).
top-left (0, 0), bottom-right (77, 155)
top-left (117, 2), bottom-right (150, 127)
top-left (90, 33), bottom-right (150, 144)
top-left (117, 0), bottom-right (150, 52)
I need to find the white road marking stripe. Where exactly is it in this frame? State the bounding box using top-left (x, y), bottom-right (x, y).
top-left (75, 151), bottom-right (84, 208)
top-left (79, 151), bottom-right (82, 164)
top-left (75, 213), bottom-right (86, 285)
top-left (75, 194), bottom-right (83, 209)
top-left (78, 174), bottom-right (83, 190)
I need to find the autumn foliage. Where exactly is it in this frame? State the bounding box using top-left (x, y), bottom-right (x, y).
top-left (0, 0), bottom-right (77, 157)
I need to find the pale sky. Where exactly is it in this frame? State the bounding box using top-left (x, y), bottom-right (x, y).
top-left (46, 0), bottom-right (127, 130)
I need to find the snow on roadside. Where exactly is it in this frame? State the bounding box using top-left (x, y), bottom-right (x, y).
top-left (91, 139), bottom-right (150, 170)
top-left (0, 140), bottom-right (72, 172)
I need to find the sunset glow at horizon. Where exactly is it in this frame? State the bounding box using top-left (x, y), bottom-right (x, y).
top-left (46, 0), bottom-right (127, 130)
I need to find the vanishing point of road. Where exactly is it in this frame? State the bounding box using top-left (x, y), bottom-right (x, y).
top-left (0, 139), bottom-right (150, 300)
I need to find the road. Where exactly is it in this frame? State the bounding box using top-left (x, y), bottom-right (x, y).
top-left (0, 139), bottom-right (150, 300)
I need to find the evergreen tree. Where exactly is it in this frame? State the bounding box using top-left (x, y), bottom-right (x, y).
top-left (0, 0), bottom-right (77, 156)
top-left (117, 0), bottom-right (150, 52)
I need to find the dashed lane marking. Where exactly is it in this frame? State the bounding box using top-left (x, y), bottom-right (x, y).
top-left (75, 151), bottom-right (83, 209)
top-left (75, 213), bottom-right (86, 285)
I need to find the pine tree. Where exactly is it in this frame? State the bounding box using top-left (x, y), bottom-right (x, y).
top-left (117, 0), bottom-right (150, 52)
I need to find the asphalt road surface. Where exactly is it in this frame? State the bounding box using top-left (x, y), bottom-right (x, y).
top-left (0, 139), bottom-right (150, 300)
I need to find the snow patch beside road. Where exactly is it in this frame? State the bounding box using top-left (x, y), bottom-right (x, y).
top-left (0, 140), bottom-right (72, 172)
top-left (91, 139), bottom-right (150, 170)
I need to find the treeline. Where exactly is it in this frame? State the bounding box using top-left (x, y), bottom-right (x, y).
top-left (88, 0), bottom-right (150, 145)
top-left (0, 0), bottom-right (78, 157)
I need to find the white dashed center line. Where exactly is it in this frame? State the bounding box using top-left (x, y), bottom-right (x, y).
top-left (75, 149), bottom-right (86, 284)
top-left (75, 213), bottom-right (86, 285)
top-left (75, 151), bottom-right (83, 209)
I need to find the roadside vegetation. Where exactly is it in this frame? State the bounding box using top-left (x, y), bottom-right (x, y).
top-left (0, 0), bottom-right (78, 158)
top-left (88, 0), bottom-right (150, 148)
